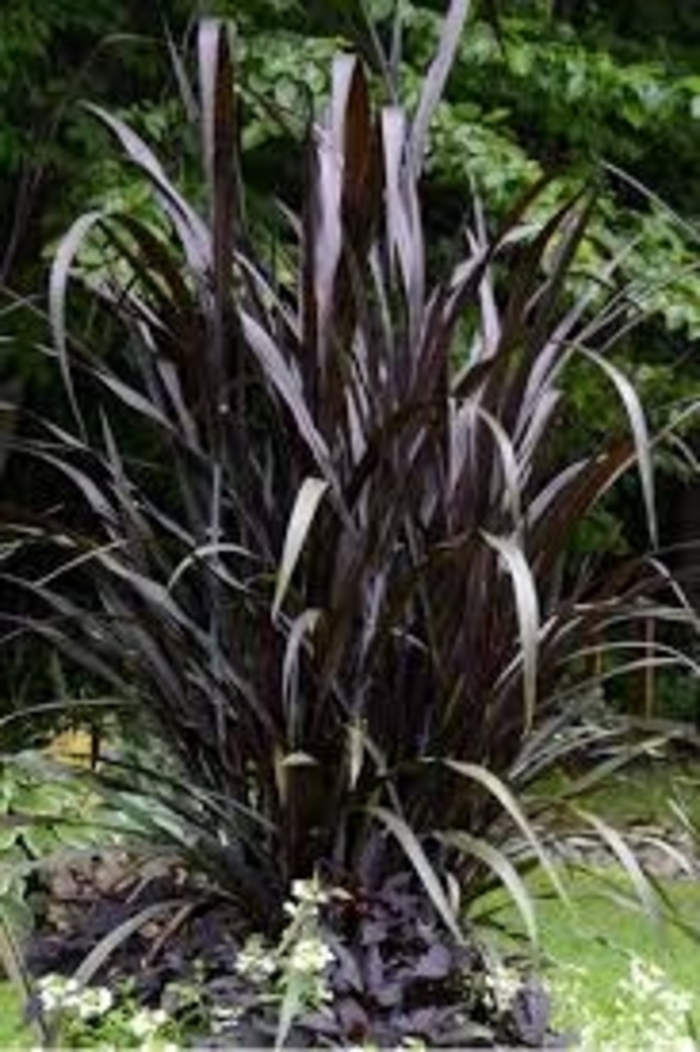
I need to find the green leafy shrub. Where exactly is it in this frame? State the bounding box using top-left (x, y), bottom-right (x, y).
top-left (2, 5), bottom-right (698, 1043)
top-left (0, 752), bottom-right (127, 940)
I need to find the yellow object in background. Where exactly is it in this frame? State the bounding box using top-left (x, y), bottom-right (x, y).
top-left (44, 728), bottom-right (96, 768)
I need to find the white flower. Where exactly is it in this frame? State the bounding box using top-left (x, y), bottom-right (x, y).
top-left (291, 877), bottom-right (329, 906)
top-left (37, 987), bottom-right (62, 1014)
top-left (236, 935), bottom-right (278, 981)
top-left (76, 985), bottom-right (113, 1020)
top-left (486, 964), bottom-right (521, 1012)
top-left (37, 974), bottom-right (81, 1013)
top-left (288, 935), bottom-right (334, 973)
top-left (129, 1007), bottom-right (168, 1039)
top-left (211, 1003), bottom-right (242, 1023)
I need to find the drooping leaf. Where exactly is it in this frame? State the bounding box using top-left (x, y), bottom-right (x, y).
top-left (368, 806), bottom-right (464, 945)
top-left (438, 829), bottom-right (538, 946)
top-left (273, 478), bottom-right (330, 621)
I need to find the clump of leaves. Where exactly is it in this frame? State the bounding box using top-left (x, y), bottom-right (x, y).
top-left (198, 874), bottom-right (556, 1048)
top-left (302, 874), bottom-right (554, 1048)
top-left (1, 2), bottom-right (698, 1044)
top-left (0, 753), bottom-right (115, 937)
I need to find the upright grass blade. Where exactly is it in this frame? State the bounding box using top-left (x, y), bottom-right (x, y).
top-left (409, 0), bottom-right (473, 173)
top-left (444, 760), bottom-right (568, 904)
top-left (482, 531), bottom-right (540, 733)
top-left (72, 900), bottom-right (184, 987)
top-left (49, 210), bottom-right (104, 437)
top-left (573, 808), bottom-right (661, 923)
top-left (581, 348), bottom-right (657, 547)
top-left (0, 380), bottom-right (21, 478)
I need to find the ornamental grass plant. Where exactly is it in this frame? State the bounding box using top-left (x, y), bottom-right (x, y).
top-left (1, 2), bottom-right (699, 1045)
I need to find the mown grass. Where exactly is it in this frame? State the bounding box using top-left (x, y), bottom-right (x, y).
top-left (477, 863), bottom-right (700, 1046)
top-left (514, 755), bottom-right (700, 1039)
top-left (581, 756), bottom-right (700, 831)
top-left (533, 755), bottom-right (700, 831)
top-left (0, 982), bottom-right (32, 1046)
top-left (544, 872), bottom-right (699, 1024)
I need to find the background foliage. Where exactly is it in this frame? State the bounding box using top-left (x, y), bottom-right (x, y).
top-left (2, 0), bottom-right (699, 488)
top-left (2, 0), bottom-right (699, 727)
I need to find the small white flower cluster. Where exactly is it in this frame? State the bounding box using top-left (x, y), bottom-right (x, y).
top-left (234, 872), bottom-right (337, 1029)
top-left (37, 974), bottom-right (113, 1021)
top-left (290, 877), bottom-right (330, 907)
top-left (612, 955), bottom-right (694, 1050)
top-left (209, 1002), bottom-right (244, 1036)
top-left (235, 933), bottom-right (278, 983)
top-left (237, 877), bottom-right (335, 983)
top-left (288, 934), bottom-right (335, 974)
top-left (128, 1006), bottom-right (170, 1040)
top-left (36, 973), bottom-right (176, 1051)
top-left (484, 962), bottom-right (522, 1014)
top-left (623, 955), bottom-right (692, 1008)
top-left (279, 878), bottom-right (336, 1013)
top-left (283, 876), bottom-right (330, 922)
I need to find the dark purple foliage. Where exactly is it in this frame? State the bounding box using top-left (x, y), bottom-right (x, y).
top-left (1, 10), bottom-right (693, 1039)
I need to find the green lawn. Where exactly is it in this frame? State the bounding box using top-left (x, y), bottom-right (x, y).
top-left (530, 755), bottom-right (700, 833)
top-left (478, 867), bottom-right (700, 1048)
top-left (573, 757), bottom-right (700, 831)
top-left (547, 874), bottom-right (698, 1013)
top-left (481, 753), bottom-right (700, 1047)
top-left (0, 982), bottom-right (33, 1046)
